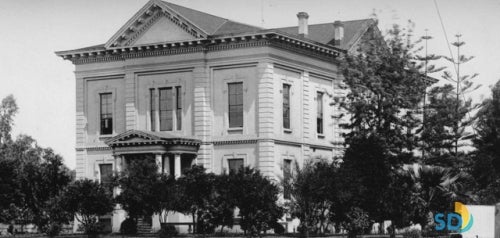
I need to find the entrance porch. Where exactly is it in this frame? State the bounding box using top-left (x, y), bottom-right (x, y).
top-left (104, 129), bottom-right (201, 233)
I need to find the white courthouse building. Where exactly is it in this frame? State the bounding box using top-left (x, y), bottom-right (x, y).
top-left (57, 0), bottom-right (376, 233)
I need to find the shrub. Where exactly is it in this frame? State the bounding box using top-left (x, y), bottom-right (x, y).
top-left (343, 207), bottom-right (370, 238)
top-left (273, 222), bottom-right (286, 235)
top-left (61, 179), bottom-right (114, 235)
top-left (80, 221), bottom-right (104, 236)
top-left (159, 224), bottom-right (178, 238)
top-left (230, 167), bottom-right (284, 236)
top-left (402, 228), bottom-right (422, 238)
top-left (43, 222), bottom-right (62, 237)
top-left (120, 218), bottom-right (137, 235)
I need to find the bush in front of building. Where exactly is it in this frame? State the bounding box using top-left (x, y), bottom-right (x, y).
top-left (284, 160), bottom-right (337, 236)
top-left (273, 222), bottom-right (286, 235)
top-left (43, 222), bottom-right (62, 237)
top-left (61, 179), bottom-right (114, 236)
top-left (114, 157), bottom-right (160, 225)
top-left (119, 218), bottom-right (137, 235)
top-left (175, 165), bottom-right (217, 235)
top-left (229, 167), bottom-right (284, 236)
top-left (158, 224), bottom-right (178, 238)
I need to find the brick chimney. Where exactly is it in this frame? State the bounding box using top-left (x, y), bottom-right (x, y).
top-left (297, 12), bottom-right (309, 36)
top-left (333, 20), bottom-right (344, 45)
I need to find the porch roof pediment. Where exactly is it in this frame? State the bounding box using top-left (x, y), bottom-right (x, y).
top-left (105, 130), bottom-right (201, 148)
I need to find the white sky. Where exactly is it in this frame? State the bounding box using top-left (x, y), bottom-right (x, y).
top-left (0, 0), bottom-right (499, 169)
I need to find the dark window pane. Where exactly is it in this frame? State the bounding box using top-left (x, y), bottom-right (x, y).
top-left (159, 88), bottom-right (173, 131)
top-left (100, 164), bottom-right (113, 193)
top-left (283, 84), bottom-right (290, 129)
top-left (228, 83), bottom-right (243, 128)
top-left (150, 89), bottom-right (156, 131)
top-left (100, 93), bottom-right (113, 135)
top-left (317, 92), bottom-right (324, 134)
top-left (176, 87), bottom-right (182, 131)
top-left (283, 160), bottom-right (292, 199)
top-left (228, 159), bottom-right (244, 173)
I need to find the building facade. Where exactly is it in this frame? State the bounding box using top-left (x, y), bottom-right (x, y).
top-left (57, 0), bottom-right (375, 232)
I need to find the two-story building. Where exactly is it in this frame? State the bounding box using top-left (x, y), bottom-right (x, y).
top-left (56, 0), bottom-right (376, 232)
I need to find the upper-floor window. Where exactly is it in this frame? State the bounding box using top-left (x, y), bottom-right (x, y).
top-left (283, 84), bottom-right (291, 129)
top-left (152, 87), bottom-right (182, 132)
top-left (317, 92), bottom-right (324, 134)
top-left (150, 89), bottom-right (156, 132)
top-left (228, 82), bottom-right (243, 128)
top-left (176, 86), bottom-right (182, 131)
top-left (159, 88), bottom-right (174, 131)
top-left (100, 93), bottom-right (113, 135)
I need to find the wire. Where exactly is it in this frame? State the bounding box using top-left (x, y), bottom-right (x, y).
top-left (433, 0), bottom-right (457, 75)
top-left (433, 0), bottom-right (478, 147)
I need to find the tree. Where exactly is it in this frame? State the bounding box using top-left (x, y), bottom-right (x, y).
top-left (342, 207), bottom-right (370, 238)
top-left (176, 165), bottom-right (216, 234)
top-left (230, 167), bottom-right (284, 237)
top-left (62, 179), bottom-right (114, 236)
top-left (0, 95), bottom-right (21, 223)
top-left (0, 96), bottom-right (72, 235)
top-left (30, 149), bottom-right (73, 235)
top-left (6, 139), bottom-right (73, 235)
top-left (414, 31), bottom-right (445, 159)
top-left (441, 34), bottom-right (480, 157)
top-left (0, 156), bottom-right (21, 223)
top-left (421, 85), bottom-right (459, 158)
top-left (339, 21), bottom-right (450, 235)
top-left (0, 95), bottom-right (18, 145)
top-left (337, 135), bottom-right (398, 229)
top-left (284, 160), bottom-right (336, 236)
top-left (114, 155), bottom-right (159, 227)
top-left (401, 163), bottom-right (472, 232)
top-left (208, 173), bottom-right (236, 234)
top-left (154, 174), bottom-right (180, 225)
top-left (340, 23), bottom-right (427, 154)
top-left (472, 80), bottom-right (500, 203)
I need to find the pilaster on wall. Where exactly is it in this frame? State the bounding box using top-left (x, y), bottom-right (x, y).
top-left (75, 77), bottom-right (87, 179)
top-left (258, 140), bottom-right (275, 178)
top-left (75, 150), bottom-right (86, 179)
top-left (257, 62), bottom-right (275, 178)
top-left (197, 143), bottom-right (213, 172)
top-left (193, 66), bottom-right (213, 171)
top-left (76, 77), bottom-right (86, 145)
top-left (257, 62), bottom-right (275, 138)
top-left (125, 72), bottom-right (136, 130)
top-left (302, 145), bottom-right (311, 163)
top-left (302, 71), bottom-right (311, 140)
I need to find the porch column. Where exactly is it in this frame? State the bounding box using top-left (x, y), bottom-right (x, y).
top-left (155, 153), bottom-right (163, 174)
top-left (165, 155), bottom-right (171, 175)
top-left (174, 153), bottom-right (181, 178)
top-left (112, 155), bottom-right (126, 233)
top-left (113, 155), bottom-right (124, 196)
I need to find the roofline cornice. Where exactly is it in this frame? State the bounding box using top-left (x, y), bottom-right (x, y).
top-left (56, 32), bottom-right (344, 65)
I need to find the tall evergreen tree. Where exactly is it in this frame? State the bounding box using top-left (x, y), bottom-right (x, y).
top-left (441, 34), bottom-right (480, 156)
top-left (472, 80), bottom-right (500, 203)
top-left (339, 22), bottom-right (427, 232)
